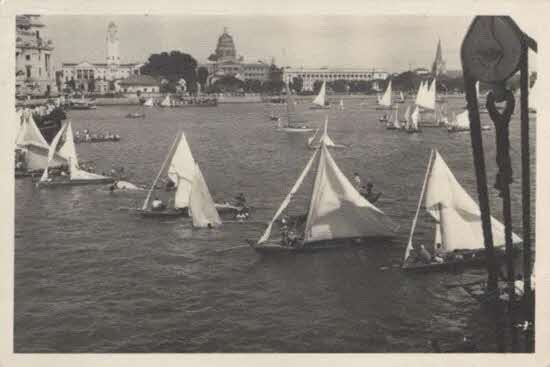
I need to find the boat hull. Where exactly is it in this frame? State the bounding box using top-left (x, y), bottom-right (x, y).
top-left (402, 247), bottom-right (520, 272)
top-left (249, 236), bottom-right (395, 254)
top-left (36, 177), bottom-right (115, 187)
top-left (309, 105), bottom-right (330, 110)
top-left (277, 127), bottom-right (315, 133)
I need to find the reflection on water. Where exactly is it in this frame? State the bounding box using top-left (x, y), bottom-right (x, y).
top-left (14, 98), bottom-right (535, 352)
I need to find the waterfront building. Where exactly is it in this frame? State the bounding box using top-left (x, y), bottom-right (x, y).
top-left (431, 39), bottom-right (446, 77)
top-left (282, 67), bottom-right (389, 92)
top-left (117, 75), bottom-right (160, 94)
top-left (16, 15), bottom-right (57, 96)
top-left (61, 22), bottom-right (143, 94)
top-left (200, 28), bottom-right (272, 86)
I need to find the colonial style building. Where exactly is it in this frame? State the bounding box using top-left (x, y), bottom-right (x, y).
top-left (61, 22), bottom-right (142, 93)
top-left (117, 75), bottom-right (160, 94)
top-left (282, 67), bottom-right (389, 91)
top-left (16, 15), bottom-right (57, 96)
top-left (200, 28), bottom-right (272, 86)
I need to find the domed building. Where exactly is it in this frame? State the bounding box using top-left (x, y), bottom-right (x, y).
top-left (202, 27), bottom-right (272, 87)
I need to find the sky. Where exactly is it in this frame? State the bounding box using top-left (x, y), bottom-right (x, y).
top-left (41, 15), bottom-right (537, 73)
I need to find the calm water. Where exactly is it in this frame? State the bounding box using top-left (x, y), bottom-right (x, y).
top-left (14, 97), bottom-right (536, 352)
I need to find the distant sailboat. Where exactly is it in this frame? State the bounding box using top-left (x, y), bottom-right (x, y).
top-left (278, 82), bottom-right (314, 132)
top-left (37, 121), bottom-right (114, 187)
top-left (386, 103), bottom-right (401, 130)
top-left (132, 131), bottom-right (225, 227)
top-left (402, 149), bottom-right (522, 271)
top-left (310, 81), bottom-right (330, 109)
top-left (308, 117), bottom-right (347, 149)
top-left (407, 106), bottom-right (421, 133)
top-left (339, 99), bottom-right (344, 111)
top-left (397, 91), bottom-right (405, 104)
top-left (160, 95), bottom-right (172, 107)
top-left (377, 80), bottom-right (393, 109)
top-left (447, 110), bottom-right (491, 132)
top-left (143, 98), bottom-right (154, 107)
top-left (249, 142), bottom-right (397, 253)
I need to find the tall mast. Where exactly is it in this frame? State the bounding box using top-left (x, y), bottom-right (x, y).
top-left (142, 132), bottom-right (182, 210)
top-left (403, 148), bottom-right (435, 262)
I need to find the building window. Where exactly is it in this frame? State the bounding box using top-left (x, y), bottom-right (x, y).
top-left (25, 65), bottom-right (31, 78)
top-left (77, 70), bottom-right (82, 79)
top-left (25, 54), bottom-right (30, 61)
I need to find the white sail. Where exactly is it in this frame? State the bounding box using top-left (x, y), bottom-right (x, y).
top-left (303, 144), bottom-right (397, 242)
top-left (400, 91), bottom-right (405, 102)
top-left (160, 95), bottom-right (171, 107)
top-left (414, 81), bottom-right (424, 106)
top-left (411, 106), bottom-right (420, 130)
top-left (424, 150), bottom-right (522, 252)
top-left (168, 133), bottom-right (196, 209)
top-left (312, 81), bottom-right (327, 106)
top-left (258, 149), bottom-right (319, 244)
top-left (318, 117), bottom-right (336, 147)
top-left (144, 98), bottom-right (154, 107)
top-left (475, 81), bottom-right (480, 99)
top-left (379, 80), bottom-right (392, 107)
top-left (404, 105), bottom-right (411, 129)
top-left (418, 79), bottom-right (436, 110)
top-left (392, 104), bottom-right (401, 129)
top-left (16, 112), bottom-right (49, 149)
top-left (453, 110), bottom-right (470, 129)
top-left (40, 121), bottom-right (69, 181)
top-left (339, 99), bottom-right (344, 110)
top-left (189, 163), bottom-right (222, 228)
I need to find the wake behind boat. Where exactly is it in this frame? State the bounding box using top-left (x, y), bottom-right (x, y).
top-left (249, 141), bottom-right (398, 254)
top-left (402, 149), bottom-right (522, 272)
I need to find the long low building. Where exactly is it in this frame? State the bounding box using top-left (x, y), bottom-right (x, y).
top-left (283, 67), bottom-right (389, 91)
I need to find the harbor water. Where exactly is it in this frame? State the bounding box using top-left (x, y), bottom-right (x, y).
top-left (14, 97), bottom-right (536, 352)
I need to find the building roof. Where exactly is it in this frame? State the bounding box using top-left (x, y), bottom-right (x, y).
top-left (118, 74), bottom-right (160, 86)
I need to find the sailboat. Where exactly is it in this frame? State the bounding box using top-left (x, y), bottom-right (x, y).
top-left (376, 80), bottom-right (393, 110)
top-left (397, 91), bottom-right (405, 104)
top-left (15, 110), bottom-right (67, 176)
top-left (339, 99), bottom-right (344, 111)
top-left (416, 78), bottom-right (445, 127)
top-left (143, 98), bottom-right (155, 107)
top-left (248, 141), bottom-right (398, 253)
top-left (307, 117), bottom-right (347, 149)
top-left (277, 82), bottom-right (314, 132)
top-left (386, 104), bottom-right (401, 130)
top-left (132, 132), bottom-right (238, 221)
top-left (402, 149), bottom-right (522, 271)
top-left (447, 110), bottom-right (491, 132)
top-left (160, 95), bottom-right (172, 107)
top-left (399, 105), bottom-right (410, 124)
top-left (37, 121), bottom-right (114, 187)
top-left (310, 81), bottom-right (330, 109)
top-left (407, 106), bottom-right (421, 133)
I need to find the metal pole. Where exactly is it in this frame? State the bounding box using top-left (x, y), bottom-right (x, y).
top-left (463, 73), bottom-right (504, 352)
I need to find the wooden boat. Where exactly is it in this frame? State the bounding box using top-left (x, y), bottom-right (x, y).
top-left (309, 81), bottom-right (330, 109)
top-left (277, 82), bottom-right (315, 132)
top-left (402, 149), bottom-right (522, 272)
top-left (249, 142), bottom-right (398, 254)
top-left (36, 121), bottom-right (114, 187)
top-left (307, 117), bottom-right (347, 149)
top-left (126, 112), bottom-right (146, 118)
top-left (130, 131), bottom-right (224, 227)
top-left (69, 98), bottom-right (97, 110)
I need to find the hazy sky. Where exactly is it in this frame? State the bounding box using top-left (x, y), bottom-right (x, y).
top-left (41, 15), bottom-right (536, 72)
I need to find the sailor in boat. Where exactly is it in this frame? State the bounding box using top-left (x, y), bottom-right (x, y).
top-left (151, 197), bottom-right (166, 211)
top-left (353, 172), bottom-right (362, 188)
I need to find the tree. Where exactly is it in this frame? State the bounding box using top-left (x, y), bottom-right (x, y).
top-left (207, 75), bottom-right (245, 93)
top-left (141, 50), bottom-right (198, 93)
top-left (197, 67), bottom-right (209, 89)
top-left (290, 76), bottom-right (303, 94)
top-left (244, 79), bottom-right (262, 93)
top-left (329, 79), bottom-right (348, 93)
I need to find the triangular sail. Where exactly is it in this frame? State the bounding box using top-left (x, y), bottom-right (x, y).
top-left (307, 128), bottom-right (320, 146)
top-left (424, 150), bottom-right (522, 252)
top-left (418, 79), bottom-right (436, 110)
top-left (400, 91), bottom-right (405, 102)
top-left (404, 105), bottom-right (411, 129)
top-left (411, 106), bottom-right (420, 129)
top-left (339, 99), bottom-right (344, 110)
top-left (318, 117), bottom-right (336, 147)
top-left (379, 80), bottom-right (392, 107)
top-left (144, 98), bottom-right (154, 107)
top-left (414, 81), bottom-right (424, 106)
top-left (312, 81), bottom-right (327, 106)
top-left (40, 121), bottom-right (69, 182)
top-left (303, 144), bottom-right (397, 242)
top-left (453, 110), bottom-right (470, 129)
top-left (189, 163), bottom-right (222, 228)
top-left (16, 111), bottom-right (49, 148)
top-left (160, 95), bottom-right (171, 107)
top-left (258, 149), bottom-right (319, 244)
top-left (393, 104), bottom-right (400, 128)
top-left (168, 133), bottom-right (196, 209)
